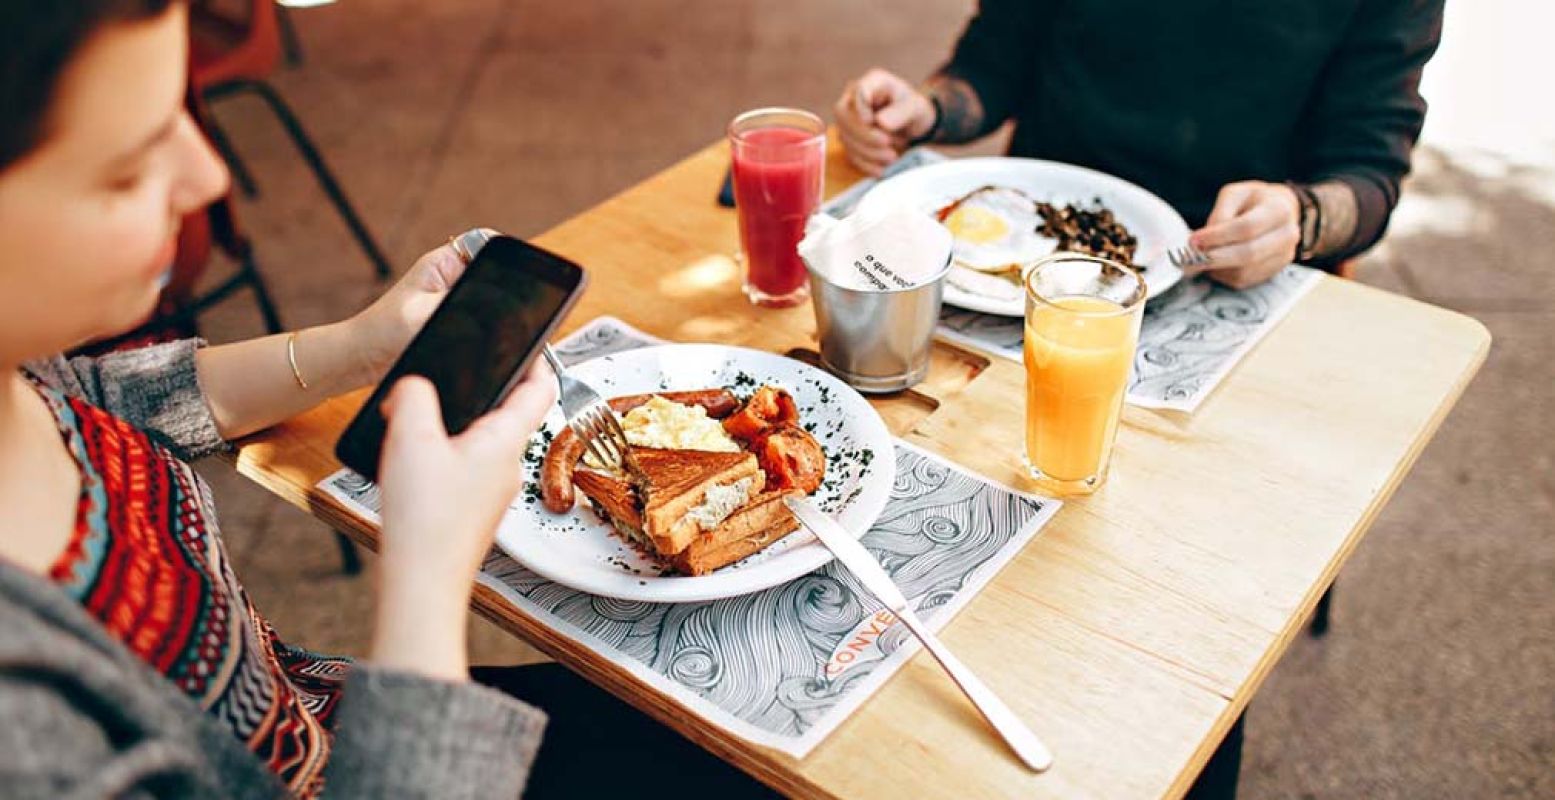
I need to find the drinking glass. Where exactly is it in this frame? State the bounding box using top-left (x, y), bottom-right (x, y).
top-left (1022, 253), bottom-right (1146, 495)
top-left (728, 108), bottom-right (826, 308)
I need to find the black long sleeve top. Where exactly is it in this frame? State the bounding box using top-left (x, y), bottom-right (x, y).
top-left (939, 0), bottom-right (1444, 266)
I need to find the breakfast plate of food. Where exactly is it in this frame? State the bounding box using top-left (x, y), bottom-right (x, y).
top-left (499, 344), bottom-right (895, 603)
top-left (854, 157), bottom-right (1191, 317)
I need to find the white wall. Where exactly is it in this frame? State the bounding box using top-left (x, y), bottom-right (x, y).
top-left (1419, 1), bottom-right (1555, 165)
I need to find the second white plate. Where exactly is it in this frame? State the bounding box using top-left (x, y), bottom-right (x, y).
top-left (855, 156), bottom-right (1191, 316)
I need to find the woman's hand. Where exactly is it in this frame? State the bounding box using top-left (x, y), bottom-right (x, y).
top-left (1186, 181), bottom-right (1301, 290)
top-left (351, 233), bottom-right (495, 384)
top-left (368, 367), bottom-right (556, 681)
top-left (834, 68), bottom-right (936, 176)
top-left (195, 232), bottom-right (498, 441)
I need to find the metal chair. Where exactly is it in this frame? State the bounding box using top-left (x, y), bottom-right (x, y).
top-left (190, 0), bottom-right (390, 280)
top-left (276, 3), bottom-right (304, 67)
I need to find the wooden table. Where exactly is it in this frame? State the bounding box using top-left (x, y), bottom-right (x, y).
top-left (233, 135), bottom-right (1490, 799)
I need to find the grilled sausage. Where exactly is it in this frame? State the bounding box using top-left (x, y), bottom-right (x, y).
top-left (539, 389), bottom-right (739, 512)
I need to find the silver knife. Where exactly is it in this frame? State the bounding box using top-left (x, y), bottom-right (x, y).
top-left (783, 496), bottom-right (1054, 772)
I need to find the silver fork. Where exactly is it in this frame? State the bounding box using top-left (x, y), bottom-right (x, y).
top-left (540, 344), bottom-right (630, 470)
top-left (1167, 243), bottom-right (1212, 270)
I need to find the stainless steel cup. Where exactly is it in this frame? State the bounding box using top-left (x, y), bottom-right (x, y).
top-left (804, 253), bottom-right (951, 393)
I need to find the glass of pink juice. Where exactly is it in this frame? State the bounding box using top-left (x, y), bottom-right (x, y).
top-left (728, 108), bottom-right (826, 308)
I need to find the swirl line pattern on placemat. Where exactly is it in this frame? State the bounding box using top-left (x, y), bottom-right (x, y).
top-left (472, 439), bottom-right (1053, 753)
top-left (935, 267), bottom-right (1321, 412)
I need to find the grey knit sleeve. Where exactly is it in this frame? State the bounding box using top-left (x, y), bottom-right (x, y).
top-left (0, 667), bottom-right (230, 800)
top-left (321, 666), bottom-right (547, 799)
top-left (24, 339), bottom-right (227, 461)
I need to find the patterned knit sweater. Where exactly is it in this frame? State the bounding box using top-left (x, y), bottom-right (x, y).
top-left (2, 339), bottom-right (546, 799)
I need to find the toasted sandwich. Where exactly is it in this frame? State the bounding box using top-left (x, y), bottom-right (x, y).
top-left (666, 489), bottom-right (800, 575)
top-left (571, 446), bottom-right (800, 576)
top-left (626, 447), bottom-right (764, 555)
top-left (571, 467), bottom-right (642, 540)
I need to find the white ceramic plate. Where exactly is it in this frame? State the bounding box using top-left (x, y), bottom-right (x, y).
top-left (855, 157), bottom-right (1190, 317)
top-left (496, 344), bottom-right (896, 603)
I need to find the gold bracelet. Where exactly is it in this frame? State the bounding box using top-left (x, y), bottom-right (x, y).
top-left (286, 331), bottom-right (309, 390)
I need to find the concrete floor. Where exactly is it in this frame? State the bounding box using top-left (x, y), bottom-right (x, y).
top-left (193, 1), bottom-right (1553, 797)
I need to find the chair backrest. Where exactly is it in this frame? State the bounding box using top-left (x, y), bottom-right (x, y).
top-left (189, 0), bottom-right (283, 89)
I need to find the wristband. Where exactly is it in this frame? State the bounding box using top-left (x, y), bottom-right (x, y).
top-left (1288, 182), bottom-right (1321, 262)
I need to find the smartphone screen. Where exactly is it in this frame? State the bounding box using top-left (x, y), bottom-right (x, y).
top-left (336, 236), bottom-right (585, 480)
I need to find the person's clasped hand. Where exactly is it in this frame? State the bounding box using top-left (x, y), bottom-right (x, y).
top-left (1186, 181), bottom-right (1301, 289)
top-left (834, 68), bottom-right (936, 176)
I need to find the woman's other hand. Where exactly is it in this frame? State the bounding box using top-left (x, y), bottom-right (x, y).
top-left (351, 231), bottom-right (497, 383)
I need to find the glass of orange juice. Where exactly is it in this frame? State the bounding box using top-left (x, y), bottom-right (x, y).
top-left (1022, 253), bottom-right (1146, 495)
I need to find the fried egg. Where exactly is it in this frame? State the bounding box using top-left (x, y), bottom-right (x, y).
top-left (945, 264), bottom-right (1025, 304)
top-left (938, 186), bottom-right (1058, 274)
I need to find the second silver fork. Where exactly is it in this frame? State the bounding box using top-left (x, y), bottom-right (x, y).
top-left (1166, 243), bottom-right (1212, 270)
top-left (540, 344), bottom-right (630, 470)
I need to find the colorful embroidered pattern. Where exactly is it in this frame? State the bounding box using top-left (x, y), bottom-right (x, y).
top-left (44, 388), bottom-right (347, 797)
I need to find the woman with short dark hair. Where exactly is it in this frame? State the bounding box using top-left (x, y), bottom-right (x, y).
top-left (0, 3), bottom-right (557, 796)
top-left (0, 4), bottom-right (787, 796)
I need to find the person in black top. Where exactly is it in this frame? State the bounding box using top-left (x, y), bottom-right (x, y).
top-left (835, 0), bottom-right (1445, 288)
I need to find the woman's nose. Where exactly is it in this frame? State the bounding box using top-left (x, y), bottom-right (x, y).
top-left (170, 111), bottom-right (230, 216)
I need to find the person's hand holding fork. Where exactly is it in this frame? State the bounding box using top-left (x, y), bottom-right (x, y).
top-left (1186, 181), bottom-right (1302, 289)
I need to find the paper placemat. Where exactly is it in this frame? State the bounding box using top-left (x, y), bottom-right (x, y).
top-left (318, 317), bottom-right (1060, 757)
top-left (826, 149), bottom-right (1323, 413)
top-left (939, 266), bottom-right (1322, 412)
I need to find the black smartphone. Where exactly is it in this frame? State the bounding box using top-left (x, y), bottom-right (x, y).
top-left (717, 164), bottom-right (736, 208)
top-left (335, 235), bottom-right (585, 481)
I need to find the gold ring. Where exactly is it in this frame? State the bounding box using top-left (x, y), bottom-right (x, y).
top-left (448, 233), bottom-right (471, 264)
top-left (449, 229), bottom-right (492, 264)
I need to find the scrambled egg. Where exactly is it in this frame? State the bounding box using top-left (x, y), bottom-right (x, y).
top-left (620, 396), bottom-right (740, 452)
